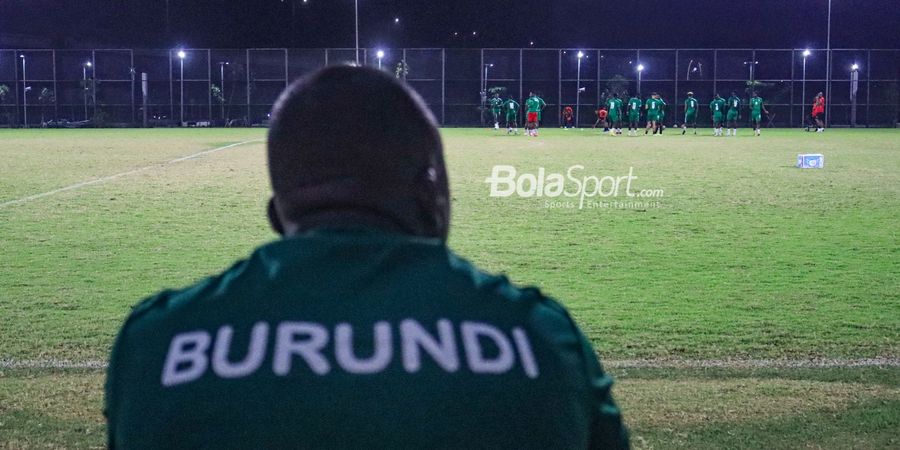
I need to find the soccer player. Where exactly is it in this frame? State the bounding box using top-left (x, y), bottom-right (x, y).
top-left (749, 92), bottom-right (768, 136)
top-left (626, 94), bottom-right (642, 135)
top-left (657, 95), bottom-right (667, 134)
top-left (592, 106), bottom-right (608, 130)
top-left (811, 92), bottom-right (826, 132)
top-left (725, 91), bottom-right (741, 136)
top-left (682, 92), bottom-right (699, 135)
top-left (503, 96), bottom-right (520, 134)
top-left (644, 93), bottom-right (663, 135)
top-left (105, 66), bottom-right (630, 449)
top-left (710, 94), bottom-right (726, 136)
top-left (606, 92), bottom-right (624, 135)
top-left (562, 106), bottom-right (574, 129)
top-left (525, 91), bottom-right (546, 137)
top-left (489, 93), bottom-right (503, 130)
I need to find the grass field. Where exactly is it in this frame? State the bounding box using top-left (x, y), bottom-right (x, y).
top-left (1, 127), bottom-right (898, 448)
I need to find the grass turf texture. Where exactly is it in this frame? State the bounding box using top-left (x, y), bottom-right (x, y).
top-left (0, 127), bottom-right (898, 447)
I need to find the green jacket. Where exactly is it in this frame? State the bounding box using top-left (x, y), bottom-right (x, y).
top-left (106, 230), bottom-right (628, 449)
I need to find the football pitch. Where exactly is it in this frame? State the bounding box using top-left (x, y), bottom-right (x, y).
top-left (1, 127), bottom-right (898, 448)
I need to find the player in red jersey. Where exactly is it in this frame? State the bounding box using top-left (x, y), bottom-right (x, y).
top-left (810, 92), bottom-right (826, 132)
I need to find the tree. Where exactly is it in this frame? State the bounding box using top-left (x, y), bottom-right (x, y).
top-left (394, 59), bottom-right (409, 80)
top-left (211, 84), bottom-right (226, 120)
top-left (38, 88), bottom-right (56, 125)
top-left (606, 75), bottom-right (630, 97)
top-left (0, 85), bottom-right (9, 126)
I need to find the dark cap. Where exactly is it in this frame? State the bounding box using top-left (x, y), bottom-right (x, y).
top-left (267, 66), bottom-right (450, 240)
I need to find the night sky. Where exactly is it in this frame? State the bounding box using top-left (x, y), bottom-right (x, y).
top-left (0, 0), bottom-right (898, 50)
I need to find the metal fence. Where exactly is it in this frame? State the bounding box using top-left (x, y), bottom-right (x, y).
top-left (0, 48), bottom-right (897, 128)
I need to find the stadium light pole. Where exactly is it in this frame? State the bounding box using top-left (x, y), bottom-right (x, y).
top-left (576, 51), bottom-right (584, 128)
top-left (376, 50), bottom-right (384, 69)
top-left (483, 63), bottom-right (493, 94)
top-left (20, 54), bottom-right (28, 128)
top-left (802, 49), bottom-right (810, 127)
top-left (744, 59), bottom-right (759, 83)
top-left (178, 50), bottom-right (186, 126)
top-left (82, 62), bottom-right (92, 121)
top-left (636, 64), bottom-right (644, 97)
top-left (218, 61), bottom-right (229, 120)
top-left (850, 63), bottom-right (860, 126)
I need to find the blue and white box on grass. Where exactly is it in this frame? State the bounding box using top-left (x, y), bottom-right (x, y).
top-left (797, 153), bottom-right (824, 169)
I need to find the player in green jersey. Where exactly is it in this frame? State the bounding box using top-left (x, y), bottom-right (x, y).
top-left (682, 92), bottom-right (699, 135)
top-left (503, 97), bottom-right (520, 135)
top-left (626, 95), bottom-right (642, 136)
top-left (726, 91), bottom-right (742, 136)
top-left (489, 93), bottom-right (503, 130)
top-left (657, 95), bottom-right (668, 134)
top-left (606, 93), bottom-right (624, 135)
top-left (709, 94), bottom-right (726, 136)
top-left (748, 92), bottom-right (768, 136)
top-left (105, 66), bottom-right (630, 449)
top-left (644, 93), bottom-right (664, 135)
top-left (524, 91), bottom-right (547, 137)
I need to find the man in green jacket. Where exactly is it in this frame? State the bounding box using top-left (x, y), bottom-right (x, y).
top-left (105, 66), bottom-right (629, 450)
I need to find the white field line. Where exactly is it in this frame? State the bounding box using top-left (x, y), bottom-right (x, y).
top-left (2, 357), bottom-right (898, 371)
top-left (604, 357), bottom-right (900, 369)
top-left (0, 139), bottom-right (262, 209)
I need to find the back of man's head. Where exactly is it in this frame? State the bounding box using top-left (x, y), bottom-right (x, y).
top-left (267, 65), bottom-right (449, 241)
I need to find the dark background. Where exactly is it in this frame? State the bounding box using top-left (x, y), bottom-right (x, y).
top-left (0, 0), bottom-right (898, 49)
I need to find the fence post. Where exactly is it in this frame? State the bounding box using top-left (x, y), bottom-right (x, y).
top-left (674, 49), bottom-right (679, 124)
top-left (557, 49), bottom-right (562, 127)
top-left (169, 50), bottom-right (174, 123)
top-left (142, 72), bottom-right (148, 128)
top-left (480, 48), bottom-right (484, 127)
top-left (207, 49), bottom-right (213, 124)
top-left (91, 50), bottom-right (97, 119)
top-left (519, 48), bottom-right (523, 111)
top-left (246, 49), bottom-right (251, 124)
top-left (866, 50), bottom-right (871, 128)
top-left (441, 48), bottom-right (446, 126)
top-left (713, 50), bottom-right (718, 101)
top-left (130, 50), bottom-right (136, 125)
top-left (789, 49), bottom-right (795, 127)
top-left (595, 49), bottom-right (600, 111)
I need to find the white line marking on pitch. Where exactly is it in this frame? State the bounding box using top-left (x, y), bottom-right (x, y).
top-left (0, 139), bottom-right (262, 209)
top-left (2, 357), bottom-right (898, 371)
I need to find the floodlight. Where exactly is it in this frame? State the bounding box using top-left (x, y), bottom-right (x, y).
top-left (85, 61), bottom-right (92, 67)
top-left (637, 64), bottom-right (645, 72)
top-left (851, 63), bottom-right (859, 71)
top-left (394, 17), bottom-right (399, 23)
top-left (376, 50), bottom-right (385, 59)
top-left (803, 49), bottom-right (811, 57)
top-left (577, 51), bottom-right (584, 59)
top-left (177, 50), bottom-right (186, 59)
